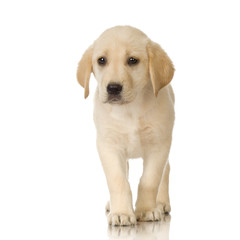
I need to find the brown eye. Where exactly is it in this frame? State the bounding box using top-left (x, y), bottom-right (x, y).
top-left (128, 57), bottom-right (139, 66)
top-left (98, 57), bottom-right (107, 66)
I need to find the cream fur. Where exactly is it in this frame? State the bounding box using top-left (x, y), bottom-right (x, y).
top-left (77, 26), bottom-right (175, 226)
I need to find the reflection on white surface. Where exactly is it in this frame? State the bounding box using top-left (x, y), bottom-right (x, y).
top-left (108, 215), bottom-right (171, 240)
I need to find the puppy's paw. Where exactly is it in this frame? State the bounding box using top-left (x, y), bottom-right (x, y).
top-left (135, 208), bottom-right (162, 222)
top-left (107, 213), bottom-right (136, 226)
top-left (157, 202), bottom-right (171, 214)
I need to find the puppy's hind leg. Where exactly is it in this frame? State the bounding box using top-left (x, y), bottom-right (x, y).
top-left (105, 201), bottom-right (110, 212)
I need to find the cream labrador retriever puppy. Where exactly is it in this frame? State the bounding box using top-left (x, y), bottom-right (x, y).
top-left (77, 26), bottom-right (175, 226)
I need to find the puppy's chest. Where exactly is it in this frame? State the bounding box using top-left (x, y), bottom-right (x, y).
top-left (108, 107), bottom-right (148, 159)
top-left (125, 126), bottom-right (142, 159)
top-left (115, 117), bottom-right (143, 159)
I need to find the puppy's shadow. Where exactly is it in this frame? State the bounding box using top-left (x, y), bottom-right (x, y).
top-left (108, 215), bottom-right (171, 240)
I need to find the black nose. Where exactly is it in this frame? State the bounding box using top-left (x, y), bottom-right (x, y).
top-left (107, 83), bottom-right (123, 95)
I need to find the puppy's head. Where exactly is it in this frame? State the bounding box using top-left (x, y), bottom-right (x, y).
top-left (77, 26), bottom-right (174, 104)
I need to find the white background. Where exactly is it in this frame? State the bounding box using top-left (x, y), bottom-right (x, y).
top-left (0, 0), bottom-right (240, 239)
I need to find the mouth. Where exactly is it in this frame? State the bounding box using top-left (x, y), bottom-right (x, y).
top-left (104, 94), bottom-right (128, 104)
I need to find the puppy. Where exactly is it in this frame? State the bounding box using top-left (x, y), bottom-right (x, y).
top-left (77, 26), bottom-right (175, 226)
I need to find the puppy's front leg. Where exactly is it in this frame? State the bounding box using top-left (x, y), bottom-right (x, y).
top-left (157, 162), bottom-right (171, 214)
top-left (135, 138), bottom-right (172, 221)
top-left (97, 141), bottom-right (136, 226)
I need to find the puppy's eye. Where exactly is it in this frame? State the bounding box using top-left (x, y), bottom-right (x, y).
top-left (98, 57), bottom-right (107, 66)
top-left (128, 57), bottom-right (139, 66)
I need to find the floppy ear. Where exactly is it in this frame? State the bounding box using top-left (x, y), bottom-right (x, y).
top-left (147, 41), bottom-right (175, 96)
top-left (76, 45), bottom-right (93, 98)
